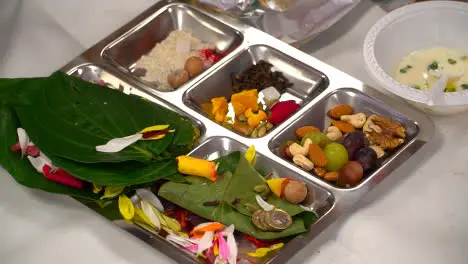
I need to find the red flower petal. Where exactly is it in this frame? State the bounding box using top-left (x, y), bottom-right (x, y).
top-left (11, 142), bottom-right (21, 152)
top-left (25, 145), bottom-right (40, 157)
top-left (142, 129), bottom-right (169, 139)
top-left (268, 100), bottom-right (300, 125)
top-left (42, 165), bottom-right (83, 189)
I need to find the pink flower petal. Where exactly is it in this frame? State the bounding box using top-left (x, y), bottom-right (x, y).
top-left (25, 145), bottom-right (40, 157)
top-left (217, 232), bottom-right (230, 260)
top-left (185, 244), bottom-right (198, 253)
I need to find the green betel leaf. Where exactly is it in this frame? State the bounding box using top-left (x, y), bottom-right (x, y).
top-left (42, 150), bottom-right (180, 186)
top-left (13, 72), bottom-right (194, 164)
top-left (0, 104), bottom-right (97, 200)
top-left (158, 156), bottom-right (317, 240)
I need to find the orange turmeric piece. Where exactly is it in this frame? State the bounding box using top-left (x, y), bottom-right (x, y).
top-left (211, 97), bottom-right (228, 123)
top-left (176, 156), bottom-right (217, 181)
top-left (231, 89), bottom-right (259, 116)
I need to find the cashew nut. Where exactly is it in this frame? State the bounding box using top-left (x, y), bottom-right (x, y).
top-left (292, 154), bottom-right (314, 171)
top-left (289, 139), bottom-right (312, 156)
top-left (326, 126), bottom-right (343, 141)
top-left (369, 145), bottom-right (385, 158)
top-left (363, 115), bottom-right (382, 133)
top-left (341, 113), bottom-right (367, 128)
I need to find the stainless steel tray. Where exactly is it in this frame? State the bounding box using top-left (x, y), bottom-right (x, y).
top-left (60, 1), bottom-right (435, 263)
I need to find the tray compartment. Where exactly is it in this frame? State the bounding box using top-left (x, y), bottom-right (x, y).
top-left (183, 44), bottom-right (329, 138)
top-left (269, 88), bottom-right (420, 189)
top-left (67, 64), bottom-right (206, 136)
top-left (101, 4), bottom-right (243, 91)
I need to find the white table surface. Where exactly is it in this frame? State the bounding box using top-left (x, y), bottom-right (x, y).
top-left (1, 0), bottom-right (468, 263)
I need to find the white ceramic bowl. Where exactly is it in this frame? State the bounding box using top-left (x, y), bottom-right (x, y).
top-left (363, 1), bottom-right (468, 115)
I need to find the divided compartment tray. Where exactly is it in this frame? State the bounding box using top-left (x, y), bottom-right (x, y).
top-left (101, 3), bottom-right (243, 92)
top-left (183, 44), bottom-right (329, 138)
top-left (58, 0), bottom-right (435, 263)
top-left (269, 88), bottom-right (420, 190)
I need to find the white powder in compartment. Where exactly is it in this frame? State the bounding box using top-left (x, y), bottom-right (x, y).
top-left (135, 30), bottom-right (214, 90)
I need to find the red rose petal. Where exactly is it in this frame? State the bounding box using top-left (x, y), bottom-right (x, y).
top-left (11, 142), bottom-right (21, 152)
top-left (43, 165), bottom-right (83, 189)
top-left (25, 145), bottom-right (40, 157)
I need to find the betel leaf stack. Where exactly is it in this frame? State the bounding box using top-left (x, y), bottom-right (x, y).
top-left (0, 71), bottom-right (197, 200)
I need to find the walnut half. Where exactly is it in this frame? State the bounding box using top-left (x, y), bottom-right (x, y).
top-left (364, 115), bottom-right (406, 150)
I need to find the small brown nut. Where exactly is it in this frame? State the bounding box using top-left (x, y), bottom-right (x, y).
top-left (327, 104), bottom-right (353, 119)
top-left (308, 144), bottom-right (328, 168)
top-left (331, 120), bottom-right (356, 134)
top-left (295, 126), bottom-right (320, 139)
top-left (283, 181), bottom-right (308, 204)
top-left (167, 69), bottom-right (189, 89)
top-left (184, 56), bottom-right (204, 78)
top-left (324, 171), bottom-right (339, 182)
top-left (313, 167), bottom-right (327, 177)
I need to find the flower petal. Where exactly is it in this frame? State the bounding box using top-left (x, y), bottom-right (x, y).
top-left (140, 200), bottom-right (161, 230)
top-left (138, 125), bottom-right (170, 134)
top-left (246, 243), bottom-right (284, 258)
top-left (95, 133), bottom-right (142, 153)
top-left (217, 232), bottom-right (230, 260)
top-left (191, 222), bottom-right (224, 237)
top-left (100, 186), bottom-right (125, 200)
top-left (118, 194), bottom-right (135, 220)
top-left (197, 231), bottom-right (214, 255)
top-left (136, 188), bottom-right (165, 212)
top-left (225, 226), bottom-right (237, 264)
top-left (27, 155), bottom-right (52, 173)
top-left (43, 167), bottom-right (83, 189)
top-left (255, 195), bottom-right (274, 211)
top-left (244, 146), bottom-right (256, 165)
top-left (17, 128), bottom-right (29, 156)
top-left (166, 234), bottom-right (196, 248)
top-left (92, 183), bottom-right (103, 194)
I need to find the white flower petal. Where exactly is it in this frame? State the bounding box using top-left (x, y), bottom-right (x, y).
top-left (140, 201), bottom-right (161, 230)
top-left (166, 234), bottom-right (197, 248)
top-left (197, 231), bottom-right (214, 255)
top-left (27, 156), bottom-right (52, 173)
top-left (255, 195), bottom-right (274, 211)
top-left (95, 133), bottom-right (143, 153)
top-left (17, 128), bottom-right (29, 156)
top-left (136, 188), bottom-right (165, 212)
top-left (226, 228), bottom-right (237, 264)
top-left (39, 152), bottom-right (57, 171)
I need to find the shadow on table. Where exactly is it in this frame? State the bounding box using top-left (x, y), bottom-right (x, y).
top-left (289, 127), bottom-right (442, 263)
top-left (299, 0), bottom-right (374, 53)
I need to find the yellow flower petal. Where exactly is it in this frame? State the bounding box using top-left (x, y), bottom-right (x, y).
top-left (244, 145), bottom-right (256, 165)
top-left (246, 243), bottom-right (284, 258)
top-left (101, 186), bottom-right (125, 200)
top-left (118, 194), bottom-right (135, 220)
top-left (92, 183), bottom-right (102, 194)
top-left (134, 208), bottom-right (156, 229)
top-left (138, 125), bottom-right (170, 134)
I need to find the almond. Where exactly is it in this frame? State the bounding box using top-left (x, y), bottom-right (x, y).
top-left (295, 126), bottom-right (321, 138)
top-left (324, 171), bottom-right (339, 182)
top-left (331, 120), bottom-right (355, 134)
top-left (308, 144), bottom-right (328, 168)
top-left (313, 167), bottom-right (327, 177)
top-left (327, 104), bottom-right (353, 119)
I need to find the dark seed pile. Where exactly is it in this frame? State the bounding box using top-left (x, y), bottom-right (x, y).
top-left (231, 60), bottom-right (293, 93)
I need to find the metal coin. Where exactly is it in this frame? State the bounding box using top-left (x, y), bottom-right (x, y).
top-left (265, 209), bottom-right (292, 230)
top-left (252, 210), bottom-right (270, 231)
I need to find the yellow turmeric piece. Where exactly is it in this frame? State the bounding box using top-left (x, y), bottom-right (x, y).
top-left (231, 89), bottom-right (259, 116)
top-left (211, 97), bottom-right (228, 123)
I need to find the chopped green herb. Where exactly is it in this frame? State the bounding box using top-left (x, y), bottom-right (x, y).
top-left (461, 84), bottom-right (468, 90)
top-left (428, 61), bottom-right (439, 70)
top-left (448, 58), bottom-right (457, 65)
top-left (461, 55), bottom-right (468, 61)
top-left (399, 65), bottom-right (412, 74)
top-left (444, 87), bottom-right (456, 93)
top-left (411, 84), bottom-right (421, 90)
